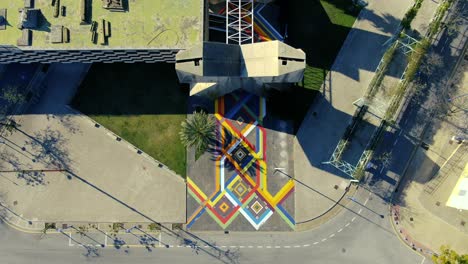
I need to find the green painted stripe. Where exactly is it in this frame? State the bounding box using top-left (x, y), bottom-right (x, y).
top-left (204, 207), bottom-right (225, 227)
top-left (242, 192), bottom-right (257, 208)
top-left (275, 206), bottom-right (296, 230)
top-left (187, 186), bottom-right (203, 204)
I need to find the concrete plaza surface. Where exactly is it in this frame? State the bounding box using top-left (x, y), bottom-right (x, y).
top-left (0, 64), bottom-right (186, 225)
top-left (294, 0), bottom-right (412, 223)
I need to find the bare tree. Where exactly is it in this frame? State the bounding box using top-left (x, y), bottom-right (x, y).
top-left (0, 85), bottom-right (26, 134)
top-left (419, 51), bottom-right (444, 77)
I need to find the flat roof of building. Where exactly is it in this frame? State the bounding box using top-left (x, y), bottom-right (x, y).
top-left (1, 0), bottom-right (203, 50)
top-left (446, 163), bottom-right (468, 211)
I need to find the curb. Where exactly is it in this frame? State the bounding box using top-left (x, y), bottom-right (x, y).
top-left (388, 205), bottom-right (433, 259)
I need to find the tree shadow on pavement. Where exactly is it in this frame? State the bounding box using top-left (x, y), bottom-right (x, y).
top-left (18, 126), bottom-right (72, 170)
top-left (62, 169), bottom-right (241, 264)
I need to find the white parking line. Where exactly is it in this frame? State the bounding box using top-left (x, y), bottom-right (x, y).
top-left (358, 208), bottom-right (362, 214)
top-left (68, 232), bottom-right (74, 246)
top-left (313, 242), bottom-right (319, 245)
top-left (337, 228), bottom-right (343, 233)
top-left (284, 246), bottom-right (291, 248)
top-left (329, 234), bottom-right (335, 238)
top-left (321, 238), bottom-right (327, 242)
top-left (303, 244), bottom-right (310, 247)
top-left (345, 223), bottom-right (350, 227)
top-left (351, 217), bottom-right (356, 222)
top-left (294, 245), bottom-right (301, 248)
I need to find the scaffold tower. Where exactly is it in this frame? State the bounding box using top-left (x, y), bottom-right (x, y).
top-left (226, 0), bottom-right (254, 44)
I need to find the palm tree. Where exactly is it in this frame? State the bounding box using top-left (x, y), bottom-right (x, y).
top-left (179, 111), bottom-right (216, 155)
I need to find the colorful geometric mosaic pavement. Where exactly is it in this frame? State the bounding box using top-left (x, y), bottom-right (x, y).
top-left (187, 92), bottom-right (295, 230)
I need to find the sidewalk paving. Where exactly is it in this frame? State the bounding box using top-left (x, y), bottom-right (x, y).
top-left (294, 0), bottom-right (412, 223)
top-left (0, 64), bottom-right (186, 230)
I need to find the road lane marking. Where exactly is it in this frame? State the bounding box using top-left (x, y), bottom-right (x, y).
top-left (364, 197), bottom-right (369, 205)
top-left (68, 232), bottom-right (74, 246)
top-left (329, 234), bottom-right (335, 238)
top-left (258, 246), bottom-right (263, 248)
top-left (303, 244), bottom-right (310, 247)
top-left (345, 223), bottom-right (350, 227)
top-left (239, 246), bottom-right (245, 248)
top-left (338, 228), bottom-right (343, 232)
top-left (248, 246), bottom-right (253, 248)
top-left (284, 246), bottom-right (291, 248)
top-left (321, 238), bottom-right (327, 242)
top-left (313, 242), bottom-right (319, 245)
top-left (358, 208), bottom-right (362, 214)
top-left (294, 245), bottom-right (301, 248)
top-left (275, 246), bottom-right (281, 248)
top-left (266, 246), bottom-right (271, 248)
top-left (351, 217), bottom-right (356, 222)
top-left (230, 246), bottom-right (237, 248)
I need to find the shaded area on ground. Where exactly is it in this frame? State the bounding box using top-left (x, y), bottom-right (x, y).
top-left (71, 63), bottom-right (188, 176)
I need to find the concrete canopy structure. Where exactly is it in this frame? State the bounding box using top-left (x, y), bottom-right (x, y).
top-left (175, 41), bottom-right (306, 97)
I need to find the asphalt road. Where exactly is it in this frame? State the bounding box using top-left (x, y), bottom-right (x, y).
top-left (0, 185), bottom-right (425, 264)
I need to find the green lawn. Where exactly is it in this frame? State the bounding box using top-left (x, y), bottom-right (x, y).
top-left (72, 63), bottom-right (188, 177)
top-left (269, 0), bottom-right (360, 130)
top-left (286, 0), bottom-right (361, 90)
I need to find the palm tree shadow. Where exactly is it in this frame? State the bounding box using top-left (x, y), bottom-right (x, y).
top-left (207, 126), bottom-right (265, 180)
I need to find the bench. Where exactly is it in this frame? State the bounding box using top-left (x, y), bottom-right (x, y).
top-left (80, 0), bottom-right (87, 24)
top-left (53, 0), bottom-right (60, 18)
top-left (17, 29), bottom-right (32, 46)
top-left (62, 27), bottom-right (69, 43)
top-left (0, 9), bottom-right (6, 30)
top-left (99, 19), bottom-right (106, 45)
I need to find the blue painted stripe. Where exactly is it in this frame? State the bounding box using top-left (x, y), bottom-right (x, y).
top-left (277, 204), bottom-right (295, 225)
top-left (243, 206), bottom-right (272, 225)
top-left (187, 207), bottom-right (206, 228)
top-left (224, 173), bottom-right (238, 187)
top-left (225, 94), bottom-right (253, 119)
top-left (254, 4), bottom-right (284, 41)
top-left (210, 190), bottom-right (222, 202)
top-left (225, 189), bottom-right (242, 205)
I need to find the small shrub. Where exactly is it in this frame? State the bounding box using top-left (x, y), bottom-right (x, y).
top-left (148, 223), bottom-right (160, 231)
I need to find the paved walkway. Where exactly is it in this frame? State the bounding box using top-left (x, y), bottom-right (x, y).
top-left (0, 64), bottom-right (186, 230)
top-left (294, 0), bottom-right (412, 223)
top-left (393, 0), bottom-right (468, 254)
